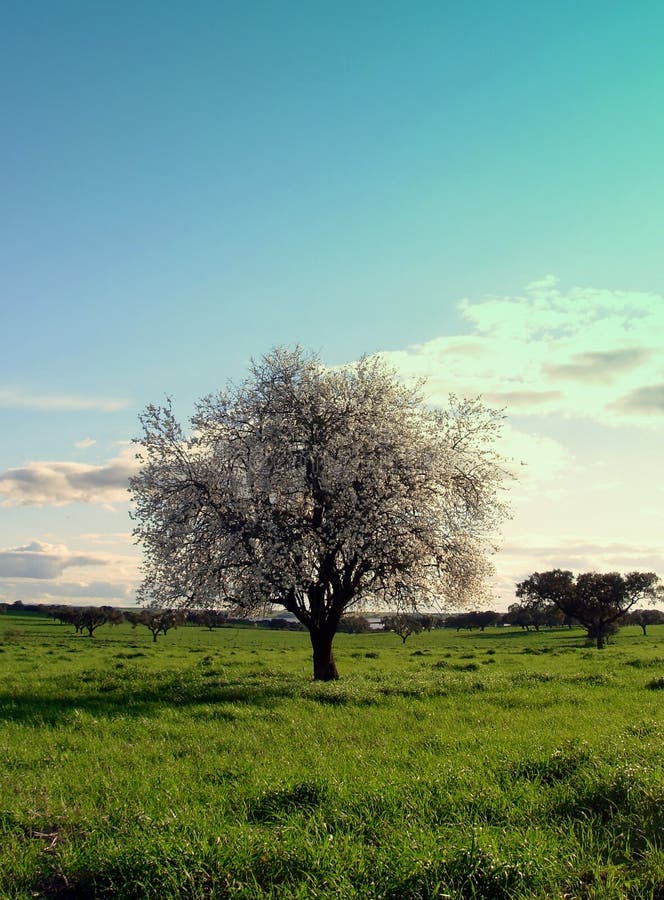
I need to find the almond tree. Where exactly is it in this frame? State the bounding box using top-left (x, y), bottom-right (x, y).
top-left (131, 348), bottom-right (510, 680)
top-left (126, 608), bottom-right (186, 642)
top-left (382, 613), bottom-right (424, 644)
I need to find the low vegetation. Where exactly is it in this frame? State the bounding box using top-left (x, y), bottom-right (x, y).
top-left (3, 611), bottom-right (664, 898)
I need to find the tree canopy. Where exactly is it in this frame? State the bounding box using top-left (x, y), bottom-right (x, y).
top-left (516, 569), bottom-right (661, 648)
top-left (130, 348), bottom-right (510, 679)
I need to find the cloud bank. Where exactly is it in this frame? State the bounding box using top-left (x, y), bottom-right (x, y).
top-left (380, 279), bottom-right (664, 426)
top-left (0, 537), bottom-right (139, 607)
top-left (0, 447), bottom-right (139, 508)
top-left (0, 541), bottom-right (106, 578)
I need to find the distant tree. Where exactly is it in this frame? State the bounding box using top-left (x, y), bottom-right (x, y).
top-left (45, 605), bottom-right (72, 625)
top-left (443, 610), bottom-right (498, 631)
top-left (266, 617), bottom-right (294, 630)
top-left (45, 604), bottom-right (121, 634)
top-left (131, 348), bottom-right (510, 680)
top-left (188, 609), bottom-right (228, 631)
top-left (418, 614), bottom-right (438, 632)
top-left (77, 606), bottom-right (115, 638)
top-left (506, 601), bottom-right (533, 630)
top-left (627, 608), bottom-right (664, 636)
top-left (506, 597), bottom-right (565, 631)
top-left (52, 606), bottom-right (84, 632)
top-left (516, 570), bottom-right (661, 649)
top-left (471, 610), bottom-right (500, 631)
top-left (383, 613), bottom-right (424, 644)
top-left (443, 612), bottom-right (469, 631)
top-left (338, 614), bottom-right (372, 634)
top-left (127, 608), bottom-right (185, 642)
top-left (106, 607), bottom-right (126, 627)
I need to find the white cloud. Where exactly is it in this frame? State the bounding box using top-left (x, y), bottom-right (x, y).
top-left (0, 540), bottom-right (106, 579)
top-left (610, 383), bottom-right (664, 415)
top-left (0, 536), bottom-right (140, 607)
top-left (380, 280), bottom-right (664, 425)
top-left (0, 578), bottom-right (135, 606)
top-left (74, 438), bottom-right (97, 449)
top-left (544, 348), bottom-right (653, 384)
top-left (500, 538), bottom-right (664, 569)
top-left (0, 447), bottom-right (139, 508)
top-left (0, 388), bottom-right (129, 412)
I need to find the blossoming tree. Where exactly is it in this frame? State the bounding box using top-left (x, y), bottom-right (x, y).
top-left (130, 348), bottom-right (510, 679)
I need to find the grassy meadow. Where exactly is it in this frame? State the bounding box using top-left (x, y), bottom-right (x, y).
top-left (2, 613), bottom-right (664, 899)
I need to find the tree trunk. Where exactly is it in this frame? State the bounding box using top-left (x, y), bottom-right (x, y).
top-left (310, 630), bottom-right (339, 681)
top-left (596, 628), bottom-right (605, 650)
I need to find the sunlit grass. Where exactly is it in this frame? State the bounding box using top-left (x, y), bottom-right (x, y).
top-left (2, 613), bottom-right (664, 897)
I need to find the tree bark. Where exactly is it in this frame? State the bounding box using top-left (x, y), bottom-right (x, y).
top-left (310, 630), bottom-right (339, 681)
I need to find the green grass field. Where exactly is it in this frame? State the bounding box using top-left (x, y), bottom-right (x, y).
top-left (2, 613), bottom-right (664, 899)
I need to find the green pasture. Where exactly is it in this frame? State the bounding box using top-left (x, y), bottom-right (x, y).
top-left (2, 614), bottom-right (664, 898)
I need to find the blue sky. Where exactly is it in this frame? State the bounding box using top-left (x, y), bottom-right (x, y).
top-left (1, 3), bottom-right (662, 608)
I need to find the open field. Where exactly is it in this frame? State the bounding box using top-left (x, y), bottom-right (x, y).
top-left (2, 614), bottom-right (664, 898)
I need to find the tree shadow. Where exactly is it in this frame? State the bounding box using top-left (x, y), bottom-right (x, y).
top-left (0, 675), bottom-right (300, 726)
top-left (0, 663), bottom-right (419, 724)
top-left (469, 628), bottom-right (583, 644)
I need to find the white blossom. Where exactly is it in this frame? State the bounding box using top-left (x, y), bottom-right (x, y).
top-left (130, 348), bottom-right (511, 678)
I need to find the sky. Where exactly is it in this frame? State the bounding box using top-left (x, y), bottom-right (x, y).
top-left (1, 2), bottom-right (662, 610)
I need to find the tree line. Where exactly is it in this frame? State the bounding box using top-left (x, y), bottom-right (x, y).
top-left (0, 603), bottom-right (233, 641)
top-left (3, 594), bottom-right (662, 647)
